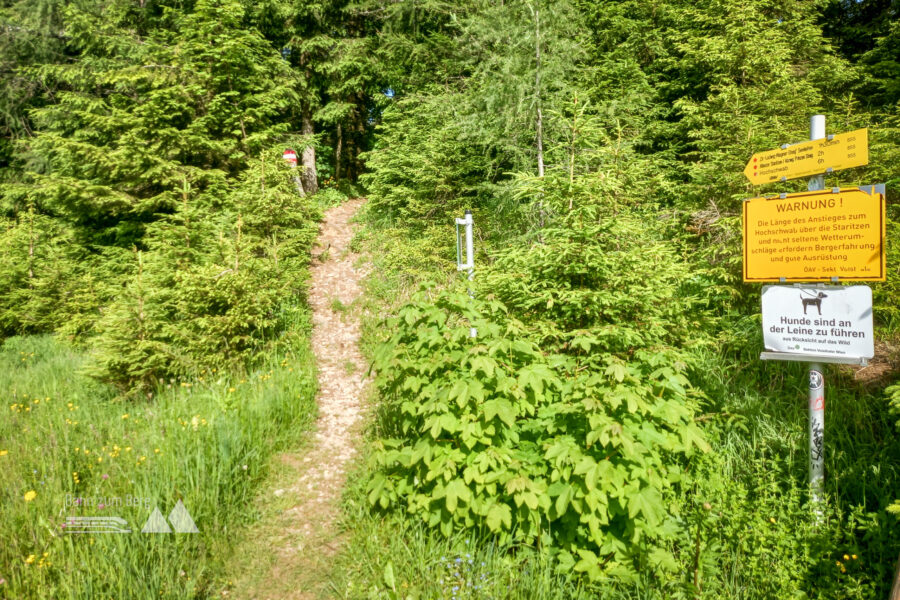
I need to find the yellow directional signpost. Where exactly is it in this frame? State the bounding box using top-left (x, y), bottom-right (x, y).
top-left (741, 116), bottom-right (885, 512)
top-left (743, 128), bottom-right (868, 185)
top-left (743, 186), bottom-right (886, 282)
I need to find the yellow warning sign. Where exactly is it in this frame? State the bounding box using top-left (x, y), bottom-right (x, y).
top-left (743, 187), bottom-right (885, 282)
top-left (743, 128), bottom-right (868, 185)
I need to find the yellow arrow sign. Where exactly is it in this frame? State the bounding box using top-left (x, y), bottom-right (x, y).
top-left (742, 186), bottom-right (886, 282)
top-left (743, 128), bottom-right (868, 185)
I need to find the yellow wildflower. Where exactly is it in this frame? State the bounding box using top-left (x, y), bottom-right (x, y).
top-left (0, 450), bottom-right (8, 457)
top-left (25, 554), bottom-right (35, 564)
top-left (24, 490), bottom-right (36, 502)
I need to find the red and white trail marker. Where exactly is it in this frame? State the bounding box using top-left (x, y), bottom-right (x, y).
top-left (282, 148), bottom-right (298, 168)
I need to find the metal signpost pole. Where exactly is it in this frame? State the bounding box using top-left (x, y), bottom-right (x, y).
top-left (808, 363), bottom-right (825, 505)
top-left (807, 114), bottom-right (826, 506)
top-left (464, 210), bottom-right (476, 338)
top-left (807, 115), bottom-right (826, 192)
top-left (746, 115), bottom-right (879, 511)
top-left (455, 210), bottom-right (477, 338)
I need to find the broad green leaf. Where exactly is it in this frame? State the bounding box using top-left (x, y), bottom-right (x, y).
top-left (383, 561), bottom-right (396, 591)
top-left (606, 362), bottom-right (627, 383)
top-left (627, 485), bottom-right (664, 528)
top-left (554, 484), bottom-right (573, 517)
top-left (486, 502), bottom-right (512, 532)
top-left (445, 479), bottom-right (471, 513)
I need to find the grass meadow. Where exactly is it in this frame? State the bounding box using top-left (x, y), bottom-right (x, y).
top-left (0, 331), bottom-right (317, 599)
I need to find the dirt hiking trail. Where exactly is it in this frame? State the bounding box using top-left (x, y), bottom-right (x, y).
top-left (228, 198), bottom-right (370, 599)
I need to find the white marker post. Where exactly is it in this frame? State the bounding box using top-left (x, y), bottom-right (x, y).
top-left (455, 210), bottom-right (476, 338)
top-left (807, 114), bottom-right (826, 506)
top-left (282, 148), bottom-right (305, 196)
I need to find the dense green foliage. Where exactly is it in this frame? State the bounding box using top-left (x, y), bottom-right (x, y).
top-left (2, 0), bottom-right (900, 596)
top-left (369, 288), bottom-right (708, 580)
top-left (350, 0), bottom-right (900, 596)
top-left (0, 0), bottom-right (332, 390)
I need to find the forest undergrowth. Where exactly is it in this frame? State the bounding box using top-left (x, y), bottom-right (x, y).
top-left (328, 187), bottom-right (900, 598)
top-left (2, 0), bottom-right (900, 598)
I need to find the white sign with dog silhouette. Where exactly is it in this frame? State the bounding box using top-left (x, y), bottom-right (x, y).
top-left (761, 285), bottom-right (874, 359)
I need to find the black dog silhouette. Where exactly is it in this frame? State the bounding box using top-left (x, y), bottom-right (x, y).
top-left (801, 292), bottom-right (827, 315)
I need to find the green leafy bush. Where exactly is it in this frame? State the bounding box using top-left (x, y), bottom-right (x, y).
top-left (88, 155), bottom-right (319, 392)
top-left (361, 93), bottom-right (490, 226)
top-left (367, 290), bottom-right (708, 580)
top-left (479, 202), bottom-right (699, 352)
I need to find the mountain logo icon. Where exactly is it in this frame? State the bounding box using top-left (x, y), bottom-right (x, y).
top-left (168, 499), bottom-right (199, 533)
top-left (141, 500), bottom-right (199, 533)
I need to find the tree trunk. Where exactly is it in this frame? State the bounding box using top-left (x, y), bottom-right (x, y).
top-left (27, 204), bottom-right (34, 285)
top-left (534, 7), bottom-right (544, 179)
top-left (335, 122), bottom-right (342, 182)
top-left (301, 105), bottom-right (318, 195)
top-left (533, 5), bottom-right (545, 235)
top-left (890, 551), bottom-right (900, 600)
top-left (347, 93), bottom-right (367, 180)
top-left (568, 93), bottom-right (577, 210)
top-left (344, 134), bottom-right (357, 181)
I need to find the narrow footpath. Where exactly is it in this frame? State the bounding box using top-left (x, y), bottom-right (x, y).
top-left (230, 198), bottom-right (369, 599)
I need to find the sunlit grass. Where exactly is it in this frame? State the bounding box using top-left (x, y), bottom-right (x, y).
top-left (330, 459), bottom-right (615, 600)
top-left (0, 333), bottom-right (317, 599)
